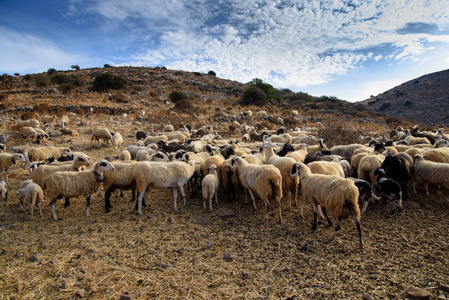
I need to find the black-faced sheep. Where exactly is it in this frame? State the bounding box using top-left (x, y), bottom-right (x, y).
top-left (0, 153), bottom-right (27, 180)
top-left (231, 156), bottom-right (283, 223)
top-left (43, 159), bottom-right (115, 220)
top-left (373, 168), bottom-right (403, 214)
top-left (290, 162), bottom-right (363, 248)
top-left (348, 177), bottom-right (380, 213)
top-left (380, 153), bottom-right (413, 201)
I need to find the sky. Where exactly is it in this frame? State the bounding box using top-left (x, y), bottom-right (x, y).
top-left (1, 0), bottom-right (449, 102)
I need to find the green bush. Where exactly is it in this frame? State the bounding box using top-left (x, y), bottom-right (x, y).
top-left (208, 70), bottom-right (216, 76)
top-left (47, 68), bottom-right (57, 75)
top-left (59, 82), bottom-right (75, 94)
top-left (51, 73), bottom-right (73, 84)
top-left (168, 91), bottom-right (187, 103)
top-left (92, 73), bottom-right (127, 91)
top-left (239, 86), bottom-right (268, 106)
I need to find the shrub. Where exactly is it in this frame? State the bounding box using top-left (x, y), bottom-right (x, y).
top-left (104, 64), bottom-right (112, 68)
top-left (20, 111), bottom-right (36, 120)
top-left (208, 70), bottom-right (217, 76)
top-left (23, 74), bottom-right (32, 80)
top-left (239, 86), bottom-right (268, 106)
top-left (92, 73), bottom-right (127, 91)
top-left (47, 68), bottom-right (57, 75)
top-left (71, 65), bottom-right (80, 70)
top-left (404, 100), bottom-right (413, 107)
top-left (174, 99), bottom-right (193, 111)
top-left (51, 73), bottom-right (73, 84)
top-left (14, 73), bottom-right (20, 77)
top-left (168, 91), bottom-right (186, 103)
top-left (59, 82), bottom-right (75, 94)
top-left (112, 93), bottom-right (130, 103)
top-left (193, 72), bottom-right (202, 76)
top-left (379, 102), bottom-right (391, 111)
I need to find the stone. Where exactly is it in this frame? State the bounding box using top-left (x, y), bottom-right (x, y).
top-left (49, 131), bottom-right (62, 137)
top-left (192, 215), bottom-right (212, 226)
top-left (120, 295), bottom-right (137, 300)
top-left (216, 207), bottom-right (235, 218)
top-left (406, 286), bottom-right (432, 299)
top-left (223, 254), bottom-right (233, 261)
top-left (27, 254), bottom-right (39, 262)
top-left (75, 289), bottom-right (85, 297)
top-left (362, 293), bottom-right (374, 300)
top-left (242, 271), bottom-right (254, 279)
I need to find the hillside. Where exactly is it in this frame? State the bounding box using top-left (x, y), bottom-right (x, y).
top-left (359, 69), bottom-right (449, 127)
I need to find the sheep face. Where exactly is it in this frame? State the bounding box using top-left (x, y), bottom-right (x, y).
top-left (96, 160), bottom-right (115, 172)
top-left (13, 154), bottom-right (26, 164)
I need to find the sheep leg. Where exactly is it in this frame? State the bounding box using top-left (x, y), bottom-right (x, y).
top-left (424, 183), bottom-right (429, 196)
top-left (361, 196), bottom-right (369, 213)
top-left (311, 207), bottom-right (318, 231)
top-left (50, 198), bottom-right (58, 221)
top-left (412, 179), bottom-right (418, 194)
top-left (137, 185), bottom-right (148, 215)
top-left (64, 197), bottom-right (71, 208)
top-left (248, 189), bottom-right (258, 211)
top-left (105, 186), bottom-right (114, 212)
top-left (29, 202), bottom-right (34, 221)
top-left (214, 192), bottom-right (218, 205)
top-left (173, 188), bottom-right (178, 211)
top-left (329, 218), bottom-right (340, 240)
top-left (180, 184), bottom-right (187, 208)
top-left (209, 195), bottom-right (213, 211)
top-left (354, 216), bottom-right (364, 249)
top-left (38, 201), bottom-right (43, 218)
top-left (321, 207), bottom-right (333, 227)
top-left (120, 189), bottom-right (124, 197)
top-left (401, 181), bottom-right (408, 201)
top-left (85, 195), bottom-right (91, 217)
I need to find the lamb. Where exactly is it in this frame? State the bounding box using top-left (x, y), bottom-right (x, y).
top-left (91, 127), bottom-right (113, 145)
top-left (136, 149), bottom-right (150, 161)
top-left (202, 164), bottom-right (220, 210)
top-left (61, 115), bottom-right (70, 129)
top-left (112, 132), bottom-right (123, 150)
top-left (264, 143), bottom-right (299, 208)
top-left (16, 182), bottom-right (44, 220)
top-left (27, 146), bottom-right (71, 163)
top-left (0, 153), bottom-right (27, 180)
top-left (290, 162), bottom-right (363, 248)
top-left (348, 177), bottom-right (380, 213)
top-left (133, 159), bottom-right (197, 213)
top-left (231, 156), bottom-right (283, 222)
top-left (43, 159), bottom-right (115, 220)
top-left (412, 154), bottom-right (449, 201)
top-left (373, 168), bottom-right (403, 214)
top-left (0, 180), bottom-right (7, 207)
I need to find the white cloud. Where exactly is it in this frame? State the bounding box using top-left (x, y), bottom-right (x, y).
top-left (0, 27), bottom-right (82, 74)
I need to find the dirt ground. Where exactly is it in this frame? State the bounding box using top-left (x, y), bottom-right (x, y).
top-left (0, 115), bottom-right (448, 300)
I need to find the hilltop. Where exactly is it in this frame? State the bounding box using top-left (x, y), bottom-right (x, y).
top-left (358, 69), bottom-right (449, 127)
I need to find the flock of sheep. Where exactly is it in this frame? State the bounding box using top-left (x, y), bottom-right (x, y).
top-left (1, 111), bottom-right (449, 249)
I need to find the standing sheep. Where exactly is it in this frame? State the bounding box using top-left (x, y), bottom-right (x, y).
top-left (112, 132), bottom-right (124, 150)
top-left (18, 127), bottom-right (38, 143)
top-left (91, 127), bottom-right (113, 145)
top-left (373, 168), bottom-right (403, 214)
top-left (231, 156), bottom-right (283, 223)
top-left (412, 154), bottom-right (449, 200)
top-left (0, 153), bottom-right (27, 181)
top-left (43, 160), bottom-right (115, 220)
top-left (16, 183), bottom-right (44, 220)
top-left (290, 162), bottom-right (363, 248)
top-left (27, 146), bottom-right (71, 163)
top-left (202, 164), bottom-right (220, 210)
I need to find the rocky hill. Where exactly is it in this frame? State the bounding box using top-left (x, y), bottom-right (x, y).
top-left (358, 69), bottom-right (449, 127)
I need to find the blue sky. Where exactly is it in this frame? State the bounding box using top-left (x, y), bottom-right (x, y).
top-left (1, 0), bottom-right (449, 102)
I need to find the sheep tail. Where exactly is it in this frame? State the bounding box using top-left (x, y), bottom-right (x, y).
top-left (343, 197), bottom-right (361, 221)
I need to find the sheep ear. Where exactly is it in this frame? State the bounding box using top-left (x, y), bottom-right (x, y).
top-left (11, 157), bottom-right (15, 164)
top-left (291, 163), bottom-right (297, 175)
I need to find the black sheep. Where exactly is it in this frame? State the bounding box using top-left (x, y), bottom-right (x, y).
top-left (381, 153), bottom-right (413, 201)
top-left (374, 168), bottom-right (403, 214)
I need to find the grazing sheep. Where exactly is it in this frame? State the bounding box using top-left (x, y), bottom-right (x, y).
top-left (18, 126), bottom-right (37, 143)
top-left (163, 124), bottom-right (175, 132)
top-left (112, 132), bottom-right (123, 150)
top-left (308, 160), bottom-right (345, 177)
top-left (61, 115), bottom-right (70, 129)
top-left (374, 168), bottom-right (403, 214)
top-left (0, 180), bottom-right (7, 207)
top-left (16, 183), bottom-right (44, 220)
top-left (220, 158), bottom-right (243, 202)
top-left (43, 159), bottom-right (115, 220)
top-left (91, 127), bottom-right (113, 145)
top-left (27, 146), bottom-right (71, 163)
top-left (133, 160), bottom-right (198, 213)
top-left (264, 144), bottom-right (299, 208)
top-left (231, 156), bottom-right (283, 223)
top-left (421, 148), bottom-right (449, 163)
top-left (135, 149), bottom-right (150, 161)
top-left (413, 154), bottom-right (449, 200)
top-left (0, 153), bottom-right (26, 180)
top-left (357, 154), bottom-right (385, 187)
top-left (290, 162), bottom-right (363, 248)
top-left (202, 164), bottom-right (220, 210)
top-left (119, 150), bottom-right (132, 161)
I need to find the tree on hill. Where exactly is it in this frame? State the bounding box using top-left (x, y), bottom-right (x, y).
top-left (239, 85), bottom-right (268, 106)
top-left (247, 78), bottom-right (280, 104)
top-left (92, 73), bottom-right (127, 91)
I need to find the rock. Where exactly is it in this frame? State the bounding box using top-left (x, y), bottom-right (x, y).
top-left (191, 256), bottom-right (199, 265)
top-left (407, 201), bottom-right (421, 209)
top-left (155, 263), bottom-right (169, 269)
top-left (191, 215), bottom-right (212, 226)
top-left (242, 271), bottom-right (254, 279)
top-left (406, 286), bottom-right (432, 299)
top-left (216, 207), bottom-right (235, 218)
top-left (204, 242), bottom-right (214, 249)
top-left (0, 134), bottom-right (9, 143)
top-left (435, 251), bottom-right (445, 257)
top-left (49, 130), bottom-right (62, 137)
top-left (27, 254), bottom-right (39, 262)
top-left (75, 289), bottom-right (85, 297)
top-left (223, 254), bottom-right (233, 261)
top-left (362, 293), bottom-right (374, 300)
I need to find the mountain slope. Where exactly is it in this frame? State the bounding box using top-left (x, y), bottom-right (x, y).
top-left (358, 69), bottom-right (449, 126)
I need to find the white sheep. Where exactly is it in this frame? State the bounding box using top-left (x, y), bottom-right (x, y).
top-left (421, 148), bottom-right (449, 163)
top-left (18, 126), bottom-right (37, 143)
top-left (40, 115), bottom-right (56, 124)
top-left (43, 159), bottom-right (115, 220)
top-left (357, 154), bottom-right (385, 187)
top-left (308, 160), bottom-right (345, 177)
top-left (149, 151), bottom-right (169, 162)
top-left (18, 119), bottom-right (40, 128)
top-left (119, 150), bottom-right (132, 161)
top-left (112, 132), bottom-right (124, 150)
top-left (165, 131), bottom-right (187, 144)
top-left (0, 153), bottom-right (26, 180)
top-left (16, 183), bottom-right (44, 220)
top-left (264, 143), bottom-right (299, 208)
top-left (413, 154), bottom-right (449, 201)
top-left (256, 110), bottom-right (267, 120)
top-left (202, 164), bottom-right (220, 210)
top-left (330, 143), bottom-right (365, 162)
top-left (27, 146), bottom-right (71, 163)
top-left (91, 127), bottom-right (113, 145)
top-left (267, 133), bottom-right (293, 145)
top-left (144, 135), bottom-right (168, 145)
top-left (133, 159), bottom-right (198, 213)
top-left (230, 156), bottom-right (283, 223)
top-left (290, 162), bottom-right (363, 248)
top-left (163, 124), bottom-right (174, 132)
top-left (61, 115), bottom-right (70, 129)
top-left (136, 150), bottom-right (150, 161)
top-left (0, 180), bottom-right (7, 207)
top-left (307, 138), bottom-right (328, 155)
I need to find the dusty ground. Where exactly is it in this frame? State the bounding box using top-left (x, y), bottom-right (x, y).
top-left (0, 114), bottom-right (448, 300)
